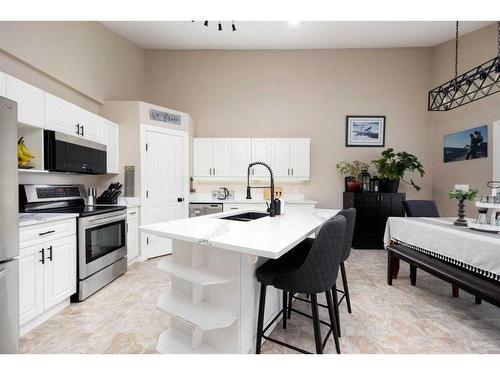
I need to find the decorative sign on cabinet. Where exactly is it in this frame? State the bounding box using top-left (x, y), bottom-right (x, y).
top-left (193, 137), bottom-right (310, 180)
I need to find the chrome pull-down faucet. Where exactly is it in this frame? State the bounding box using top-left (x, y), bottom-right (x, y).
top-left (246, 162), bottom-right (276, 217)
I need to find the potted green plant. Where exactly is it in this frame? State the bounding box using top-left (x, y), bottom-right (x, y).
top-left (448, 188), bottom-right (478, 226)
top-left (372, 148), bottom-right (425, 193)
top-left (336, 160), bottom-right (370, 192)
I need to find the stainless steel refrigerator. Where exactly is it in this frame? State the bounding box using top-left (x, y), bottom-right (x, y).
top-left (0, 96), bottom-right (19, 354)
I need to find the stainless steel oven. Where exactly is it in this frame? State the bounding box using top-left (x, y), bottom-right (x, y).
top-left (79, 210), bottom-right (127, 279)
top-left (77, 210), bottom-right (127, 301)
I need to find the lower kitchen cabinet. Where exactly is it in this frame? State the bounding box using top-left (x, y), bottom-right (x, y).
top-left (343, 192), bottom-right (405, 249)
top-left (18, 219), bottom-right (77, 333)
top-left (127, 207), bottom-right (140, 263)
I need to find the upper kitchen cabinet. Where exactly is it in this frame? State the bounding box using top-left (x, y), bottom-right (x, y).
top-left (251, 138), bottom-right (272, 177)
top-left (104, 119), bottom-right (119, 174)
top-left (193, 138), bottom-right (232, 177)
top-left (231, 138), bottom-right (252, 177)
top-left (193, 137), bottom-right (310, 180)
top-left (45, 93), bottom-right (105, 145)
top-left (271, 138), bottom-right (310, 178)
top-left (5, 75), bottom-right (45, 129)
top-left (290, 138), bottom-right (310, 178)
top-left (0, 72), bottom-right (6, 96)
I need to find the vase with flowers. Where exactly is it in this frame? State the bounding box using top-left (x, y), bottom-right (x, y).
top-left (336, 160), bottom-right (370, 192)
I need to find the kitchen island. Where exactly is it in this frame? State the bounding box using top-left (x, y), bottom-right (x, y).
top-left (139, 208), bottom-right (339, 354)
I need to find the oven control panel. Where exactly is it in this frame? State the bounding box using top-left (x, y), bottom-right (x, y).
top-left (36, 186), bottom-right (82, 199)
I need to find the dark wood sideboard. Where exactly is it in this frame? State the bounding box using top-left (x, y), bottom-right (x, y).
top-left (343, 192), bottom-right (406, 249)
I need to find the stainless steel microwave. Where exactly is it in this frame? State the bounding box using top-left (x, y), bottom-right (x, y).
top-left (44, 130), bottom-right (107, 174)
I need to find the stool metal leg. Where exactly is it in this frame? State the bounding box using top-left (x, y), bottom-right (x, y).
top-left (325, 289), bottom-right (341, 354)
top-left (310, 294), bottom-right (323, 354)
top-left (340, 263), bottom-right (352, 314)
top-left (332, 284), bottom-right (341, 337)
top-left (256, 284), bottom-right (267, 354)
top-left (287, 292), bottom-right (293, 319)
top-left (282, 291), bottom-right (287, 329)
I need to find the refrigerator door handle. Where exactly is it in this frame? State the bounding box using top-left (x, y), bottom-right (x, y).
top-left (0, 265), bottom-right (11, 279)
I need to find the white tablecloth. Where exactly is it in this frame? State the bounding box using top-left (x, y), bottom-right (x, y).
top-left (384, 217), bottom-right (500, 281)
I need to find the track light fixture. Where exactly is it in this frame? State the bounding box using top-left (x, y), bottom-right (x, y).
top-left (195, 21), bottom-right (237, 32)
top-left (428, 21), bottom-right (500, 111)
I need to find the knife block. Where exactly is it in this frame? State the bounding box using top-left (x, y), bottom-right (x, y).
top-left (95, 196), bottom-right (118, 204)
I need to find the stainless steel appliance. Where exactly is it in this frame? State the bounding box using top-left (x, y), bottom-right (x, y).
top-left (0, 96), bottom-right (19, 354)
top-left (189, 202), bottom-right (223, 217)
top-left (19, 184), bottom-right (127, 301)
top-left (44, 130), bottom-right (107, 174)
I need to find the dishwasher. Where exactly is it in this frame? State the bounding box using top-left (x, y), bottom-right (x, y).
top-left (189, 203), bottom-right (224, 217)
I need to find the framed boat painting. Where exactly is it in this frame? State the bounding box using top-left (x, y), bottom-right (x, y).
top-left (345, 115), bottom-right (386, 147)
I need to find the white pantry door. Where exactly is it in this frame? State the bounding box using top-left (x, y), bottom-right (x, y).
top-left (143, 126), bottom-right (188, 258)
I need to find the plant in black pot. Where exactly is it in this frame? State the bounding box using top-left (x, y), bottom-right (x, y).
top-left (372, 148), bottom-right (425, 193)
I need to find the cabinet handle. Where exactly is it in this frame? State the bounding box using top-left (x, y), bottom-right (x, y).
top-left (213, 167), bottom-right (215, 175)
top-left (291, 168), bottom-right (294, 176)
top-left (129, 212), bottom-right (136, 215)
top-left (81, 125), bottom-right (84, 137)
top-left (39, 230), bottom-right (55, 236)
top-left (287, 168), bottom-right (290, 176)
top-left (39, 248), bottom-right (45, 264)
top-left (75, 124), bottom-right (80, 135)
top-left (47, 246), bottom-right (53, 261)
top-left (209, 168), bottom-right (212, 176)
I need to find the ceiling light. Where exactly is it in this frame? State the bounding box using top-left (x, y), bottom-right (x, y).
top-left (428, 21), bottom-right (500, 111)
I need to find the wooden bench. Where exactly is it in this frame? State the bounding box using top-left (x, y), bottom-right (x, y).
top-left (387, 243), bottom-right (500, 308)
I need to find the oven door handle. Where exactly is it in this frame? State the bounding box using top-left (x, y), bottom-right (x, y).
top-left (84, 215), bottom-right (127, 228)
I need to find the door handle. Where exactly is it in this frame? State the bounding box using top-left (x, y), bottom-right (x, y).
top-left (0, 265), bottom-right (11, 279)
top-left (47, 246), bottom-right (53, 261)
top-left (39, 230), bottom-right (55, 236)
top-left (39, 248), bottom-right (45, 264)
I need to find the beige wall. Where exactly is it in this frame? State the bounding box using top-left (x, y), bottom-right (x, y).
top-left (430, 24), bottom-right (500, 216)
top-left (144, 48), bottom-right (433, 208)
top-left (0, 22), bottom-right (144, 106)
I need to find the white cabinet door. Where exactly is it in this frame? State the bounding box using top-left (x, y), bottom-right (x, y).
top-left (212, 138), bottom-right (232, 177)
top-left (290, 138), bottom-right (310, 178)
top-left (5, 75), bottom-right (45, 128)
top-left (231, 138), bottom-right (251, 177)
top-left (45, 93), bottom-right (80, 137)
top-left (127, 219), bottom-right (139, 261)
top-left (271, 139), bottom-right (291, 177)
top-left (193, 138), bottom-right (213, 177)
top-left (19, 248), bottom-right (44, 326)
top-left (251, 138), bottom-right (271, 177)
top-left (43, 235), bottom-right (76, 310)
top-left (81, 110), bottom-right (104, 144)
top-left (0, 72), bottom-right (6, 96)
top-left (105, 119), bottom-right (119, 174)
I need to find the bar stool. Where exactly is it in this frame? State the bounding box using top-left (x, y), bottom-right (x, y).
top-left (255, 216), bottom-right (346, 354)
top-left (287, 208), bottom-right (356, 337)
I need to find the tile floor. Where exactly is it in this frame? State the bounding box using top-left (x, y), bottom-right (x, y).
top-left (20, 250), bottom-right (500, 354)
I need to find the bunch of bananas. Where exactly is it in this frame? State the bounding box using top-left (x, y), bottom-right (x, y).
top-left (18, 137), bottom-right (35, 168)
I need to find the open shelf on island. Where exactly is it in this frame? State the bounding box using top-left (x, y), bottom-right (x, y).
top-left (156, 329), bottom-right (219, 354)
top-left (157, 291), bottom-right (238, 331)
top-left (157, 258), bottom-right (237, 286)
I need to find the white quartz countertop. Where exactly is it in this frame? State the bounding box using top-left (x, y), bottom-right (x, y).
top-left (140, 208), bottom-right (339, 259)
top-left (189, 198), bottom-right (318, 205)
top-left (19, 213), bottom-right (79, 227)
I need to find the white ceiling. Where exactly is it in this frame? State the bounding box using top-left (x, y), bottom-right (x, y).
top-left (101, 21), bottom-right (493, 50)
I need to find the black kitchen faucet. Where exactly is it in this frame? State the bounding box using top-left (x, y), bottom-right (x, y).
top-left (246, 161), bottom-right (276, 217)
